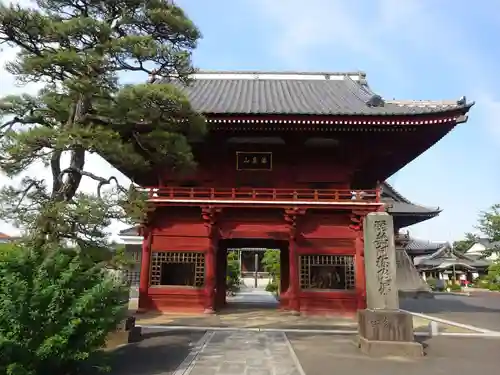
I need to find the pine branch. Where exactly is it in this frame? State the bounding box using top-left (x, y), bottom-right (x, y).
top-left (58, 167), bottom-right (128, 198)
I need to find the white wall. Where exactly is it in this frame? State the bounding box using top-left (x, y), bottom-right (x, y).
top-left (466, 243), bottom-right (498, 261)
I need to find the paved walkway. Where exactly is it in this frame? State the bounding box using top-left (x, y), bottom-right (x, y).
top-left (105, 329), bottom-right (500, 375)
top-left (184, 331), bottom-right (301, 375)
top-left (226, 287), bottom-right (279, 305)
top-left (289, 333), bottom-right (500, 374)
top-left (401, 293), bottom-right (500, 332)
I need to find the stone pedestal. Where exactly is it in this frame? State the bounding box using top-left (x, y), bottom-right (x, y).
top-left (358, 213), bottom-right (423, 357)
top-left (105, 316), bottom-right (142, 349)
top-left (357, 309), bottom-right (423, 357)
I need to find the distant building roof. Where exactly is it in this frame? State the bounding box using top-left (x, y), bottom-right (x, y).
top-left (406, 238), bottom-right (445, 253)
top-left (0, 232), bottom-right (20, 243)
top-left (159, 71), bottom-right (473, 117)
top-left (119, 226), bottom-right (140, 237)
top-left (414, 243), bottom-right (491, 270)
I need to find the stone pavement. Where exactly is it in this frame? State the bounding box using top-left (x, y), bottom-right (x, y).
top-left (185, 331), bottom-right (301, 375)
top-left (104, 329), bottom-right (500, 375)
top-left (288, 333), bottom-right (500, 374)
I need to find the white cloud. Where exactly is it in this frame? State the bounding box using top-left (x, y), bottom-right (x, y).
top-left (252, 0), bottom-right (405, 74)
top-left (252, 0), bottom-right (499, 242)
top-left (253, 0), bottom-right (498, 111)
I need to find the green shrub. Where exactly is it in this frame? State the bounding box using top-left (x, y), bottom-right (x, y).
top-left (226, 251), bottom-right (241, 294)
top-left (0, 243), bottom-right (129, 375)
top-left (262, 250), bottom-right (280, 296)
top-left (0, 242), bottom-right (17, 260)
top-left (474, 277), bottom-right (490, 288)
top-left (488, 283), bottom-right (500, 291)
top-left (265, 279), bottom-right (279, 294)
top-left (449, 283), bottom-right (462, 291)
top-left (426, 277), bottom-right (437, 290)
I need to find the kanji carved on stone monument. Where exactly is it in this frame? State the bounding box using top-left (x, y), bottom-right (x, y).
top-left (373, 219), bottom-right (392, 296)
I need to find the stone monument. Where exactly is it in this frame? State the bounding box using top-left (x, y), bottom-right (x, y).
top-left (357, 212), bottom-right (423, 357)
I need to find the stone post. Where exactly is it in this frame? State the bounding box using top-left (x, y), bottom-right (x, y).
top-left (357, 212), bottom-right (423, 357)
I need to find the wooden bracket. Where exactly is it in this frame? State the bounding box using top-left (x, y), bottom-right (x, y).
top-left (201, 206), bottom-right (222, 235)
top-left (284, 207), bottom-right (306, 239)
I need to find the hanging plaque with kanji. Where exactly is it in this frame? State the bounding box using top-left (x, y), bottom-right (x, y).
top-left (236, 152), bottom-right (272, 171)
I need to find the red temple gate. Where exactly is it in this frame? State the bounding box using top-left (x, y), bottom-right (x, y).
top-left (126, 71), bottom-right (472, 315)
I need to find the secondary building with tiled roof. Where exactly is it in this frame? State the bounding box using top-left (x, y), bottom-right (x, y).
top-left (414, 243), bottom-right (491, 282)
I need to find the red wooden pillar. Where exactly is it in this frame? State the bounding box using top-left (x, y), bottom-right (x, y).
top-left (355, 233), bottom-right (367, 309)
top-left (284, 208), bottom-right (304, 314)
top-left (351, 210), bottom-right (367, 310)
top-left (288, 237), bottom-right (300, 312)
top-left (202, 206), bottom-right (220, 314)
top-left (215, 242), bottom-right (225, 308)
top-left (137, 227), bottom-right (152, 313)
top-left (204, 235), bottom-right (217, 313)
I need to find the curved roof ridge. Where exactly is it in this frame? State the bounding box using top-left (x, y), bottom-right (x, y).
top-left (341, 74), bottom-right (375, 104)
top-left (427, 242), bottom-right (476, 262)
top-left (192, 70), bottom-right (367, 79)
top-left (382, 181), bottom-right (411, 203)
top-left (382, 181), bottom-right (441, 212)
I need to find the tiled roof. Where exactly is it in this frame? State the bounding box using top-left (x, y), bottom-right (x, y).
top-left (119, 226), bottom-right (139, 236)
top-left (414, 243), bottom-right (491, 268)
top-left (406, 238), bottom-right (445, 252)
top-left (381, 182), bottom-right (440, 216)
top-left (161, 71), bottom-right (472, 116)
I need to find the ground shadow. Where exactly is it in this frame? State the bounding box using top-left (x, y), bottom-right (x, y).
top-left (89, 330), bottom-right (204, 375)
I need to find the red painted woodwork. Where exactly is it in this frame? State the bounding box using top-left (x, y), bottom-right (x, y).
top-left (202, 206), bottom-right (219, 313)
top-left (136, 106), bottom-right (461, 316)
top-left (149, 287), bottom-right (206, 313)
top-left (137, 229), bottom-right (152, 312)
top-left (151, 236), bottom-right (210, 251)
top-left (141, 205), bottom-right (379, 315)
top-left (287, 238), bottom-right (300, 311)
top-left (355, 235), bottom-right (367, 310)
top-left (144, 186), bottom-right (380, 203)
top-left (299, 291), bottom-right (358, 316)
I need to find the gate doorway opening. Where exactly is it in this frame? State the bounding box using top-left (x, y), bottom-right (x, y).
top-left (216, 238), bottom-right (289, 311)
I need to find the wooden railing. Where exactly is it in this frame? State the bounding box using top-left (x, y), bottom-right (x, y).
top-left (141, 187), bottom-right (381, 203)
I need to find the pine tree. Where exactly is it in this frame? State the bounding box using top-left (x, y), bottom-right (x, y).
top-left (0, 0), bottom-right (205, 247)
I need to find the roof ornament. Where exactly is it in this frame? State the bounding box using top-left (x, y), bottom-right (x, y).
top-left (456, 96), bottom-right (466, 106)
top-left (366, 94), bottom-right (385, 107)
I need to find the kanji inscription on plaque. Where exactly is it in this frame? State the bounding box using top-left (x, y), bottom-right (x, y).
top-left (236, 152), bottom-right (272, 171)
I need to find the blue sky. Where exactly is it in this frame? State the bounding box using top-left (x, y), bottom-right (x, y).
top-left (1, 0), bottom-right (499, 242)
